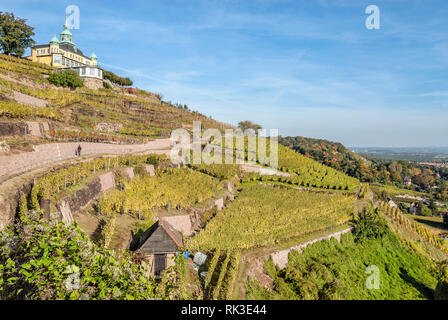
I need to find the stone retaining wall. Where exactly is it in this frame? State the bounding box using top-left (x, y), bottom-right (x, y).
top-left (270, 227), bottom-right (353, 269)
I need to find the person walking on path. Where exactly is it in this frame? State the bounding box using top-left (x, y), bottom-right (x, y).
top-left (77, 144), bottom-right (82, 157)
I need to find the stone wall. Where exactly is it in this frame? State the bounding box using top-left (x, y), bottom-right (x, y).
top-left (82, 77), bottom-right (103, 90)
top-left (0, 122), bottom-right (27, 137)
top-left (270, 227), bottom-right (353, 269)
top-left (0, 121), bottom-right (50, 138)
top-left (162, 215), bottom-right (193, 236)
top-left (56, 178), bottom-right (102, 217)
top-left (55, 172), bottom-right (116, 224)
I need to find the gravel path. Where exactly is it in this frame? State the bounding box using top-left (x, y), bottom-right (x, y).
top-left (0, 139), bottom-right (172, 179)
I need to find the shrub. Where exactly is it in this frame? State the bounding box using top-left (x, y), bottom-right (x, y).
top-left (419, 204), bottom-right (432, 217)
top-left (0, 210), bottom-right (158, 300)
top-left (352, 207), bottom-right (389, 242)
top-left (48, 70), bottom-right (83, 88)
top-left (103, 70), bottom-right (133, 87)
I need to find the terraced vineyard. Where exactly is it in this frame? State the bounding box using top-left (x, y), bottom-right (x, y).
top-left (28, 154), bottom-right (164, 204)
top-left (203, 250), bottom-right (241, 300)
top-left (100, 168), bottom-right (222, 218)
top-left (0, 53), bottom-right (232, 145)
top-left (188, 184), bottom-right (355, 250)
top-left (210, 137), bottom-right (360, 191)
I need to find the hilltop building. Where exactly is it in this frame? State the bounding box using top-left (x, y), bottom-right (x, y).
top-left (27, 20), bottom-right (103, 86)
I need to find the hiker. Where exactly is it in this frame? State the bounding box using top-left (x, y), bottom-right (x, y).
top-left (77, 144), bottom-right (82, 156)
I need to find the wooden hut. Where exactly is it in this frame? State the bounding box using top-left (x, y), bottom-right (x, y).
top-left (135, 219), bottom-right (184, 276)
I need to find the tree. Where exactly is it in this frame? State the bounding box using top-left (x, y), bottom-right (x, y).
top-left (0, 12), bottom-right (35, 56)
top-left (412, 174), bottom-right (434, 190)
top-left (48, 70), bottom-right (83, 88)
top-left (237, 120), bottom-right (262, 132)
top-left (103, 70), bottom-right (133, 87)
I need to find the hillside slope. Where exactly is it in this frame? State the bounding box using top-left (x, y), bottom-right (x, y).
top-left (0, 54), bottom-right (232, 154)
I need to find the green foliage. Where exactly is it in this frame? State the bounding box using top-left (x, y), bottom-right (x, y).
top-left (419, 204), bottom-right (433, 217)
top-left (223, 251), bottom-right (240, 300)
top-left (17, 193), bottom-right (28, 220)
top-left (212, 251), bottom-right (231, 300)
top-left (0, 210), bottom-right (159, 300)
top-left (247, 231), bottom-right (438, 300)
top-left (352, 208), bottom-right (389, 242)
top-left (0, 12), bottom-right (35, 56)
top-left (435, 261), bottom-right (448, 300)
top-left (188, 184), bottom-right (354, 250)
top-left (103, 70), bottom-right (133, 87)
top-left (205, 249), bottom-right (221, 288)
top-left (48, 70), bottom-right (83, 88)
top-left (101, 213), bottom-right (117, 249)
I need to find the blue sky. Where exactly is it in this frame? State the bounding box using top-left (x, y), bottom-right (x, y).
top-left (3, 0), bottom-right (448, 147)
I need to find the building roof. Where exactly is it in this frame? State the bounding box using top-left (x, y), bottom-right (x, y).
top-left (60, 23), bottom-right (72, 36)
top-left (50, 35), bottom-right (59, 43)
top-left (33, 44), bottom-right (50, 49)
top-left (137, 220), bottom-right (184, 254)
top-left (90, 52), bottom-right (97, 59)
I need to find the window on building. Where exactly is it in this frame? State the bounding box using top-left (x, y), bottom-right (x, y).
top-left (53, 55), bottom-right (62, 65)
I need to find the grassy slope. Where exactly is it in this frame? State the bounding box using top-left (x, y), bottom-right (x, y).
top-left (246, 231), bottom-right (438, 300)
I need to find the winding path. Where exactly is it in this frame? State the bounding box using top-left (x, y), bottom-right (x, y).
top-left (0, 139), bottom-right (172, 180)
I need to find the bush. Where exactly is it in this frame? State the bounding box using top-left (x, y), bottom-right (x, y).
top-left (352, 208), bottom-right (389, 242)
top-left (48, 70), bottom-right (83, 88)
top-left (0, 210), bottom-right (158, 300)
top-left (103, 70), bottom-right (133, 87)
top-left (419, 204), bottom-right (433, 217)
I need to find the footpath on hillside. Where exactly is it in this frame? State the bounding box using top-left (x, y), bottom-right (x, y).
top-left (0, 139), bottom-right (172, 180)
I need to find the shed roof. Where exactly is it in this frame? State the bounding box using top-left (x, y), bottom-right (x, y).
top-left (137, 220), bottom-right (184, 254)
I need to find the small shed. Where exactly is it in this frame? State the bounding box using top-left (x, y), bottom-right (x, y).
top-left (136, 220), bottom-right (184, 277)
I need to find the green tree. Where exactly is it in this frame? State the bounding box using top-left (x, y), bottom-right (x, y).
top-left (237, 120), bottom-right (262, 133)
top-left (48, 70), bottom-right (83, 88)
top-left (0, 12), bottom-right (35, 56)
